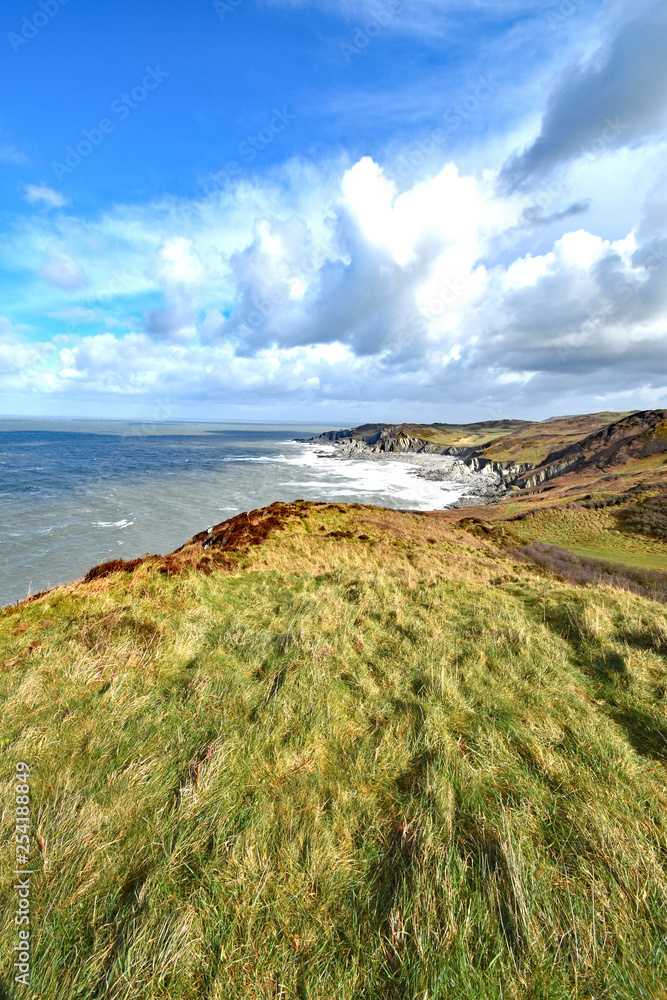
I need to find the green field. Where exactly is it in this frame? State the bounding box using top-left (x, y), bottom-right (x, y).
top-left (1, 503), bottom-right (666, 999)
top-left (510, 507), bottom-right (667, 572)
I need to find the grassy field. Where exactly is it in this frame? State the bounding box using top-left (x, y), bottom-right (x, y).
top-left (399, 422), bottom-right (531, 450)
top-left (508, 508), bottom-right (667, 572)
top-left (1, 503), bottom-right (667, 999)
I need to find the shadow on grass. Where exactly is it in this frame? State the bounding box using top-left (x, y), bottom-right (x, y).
top-left (609, 706), bottom-right (667, 763)
top-left (457, 822), bottom-right (524, 959)
top-left (589, 650), bottom-right (629, 684)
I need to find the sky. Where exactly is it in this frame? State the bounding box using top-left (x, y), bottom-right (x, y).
top-left (0, 0), bottom-right (666, 424)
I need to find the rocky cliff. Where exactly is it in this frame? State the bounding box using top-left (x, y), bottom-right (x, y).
top-left (514, 410), bottom-right (667, 490)
top-left (302, 410), bottom-right (667, 497)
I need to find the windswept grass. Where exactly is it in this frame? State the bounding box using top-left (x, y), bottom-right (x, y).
top-left (1, 503), bottom-right (666, 999)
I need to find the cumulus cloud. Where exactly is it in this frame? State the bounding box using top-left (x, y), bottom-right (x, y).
top-left (3, 143), bottom-right (667, 416)
top-left (217, 158), bottom-right (496, 365)
top-left (144, 237), bottom-right (205, 341)
top-left (24, 185), bottom-right (68, 210)
top-left (460, 224), bottom-right (667, 402)
top-left (0, 317), bottom-right (55, 381)
top-left (500, 0), bottom-right (667, 191)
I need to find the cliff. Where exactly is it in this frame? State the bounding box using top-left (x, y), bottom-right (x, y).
top-left (303, 410), bottom-right (665, 495)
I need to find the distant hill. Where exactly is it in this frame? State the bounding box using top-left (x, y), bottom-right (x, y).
top-left (304, 411), bottom-right (667, 491)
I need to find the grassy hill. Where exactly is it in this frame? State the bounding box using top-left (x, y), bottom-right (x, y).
top-left (307, 412), bottom-right (635, 462)
top-left (443, 411), bottom-right (667, 580)
top-left (2, 500), bottom-right (667, 999)
top-left (481, 412), bottom-right (634, 466)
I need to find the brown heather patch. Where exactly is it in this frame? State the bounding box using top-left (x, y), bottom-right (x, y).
top-left (514, 541), bottom-right (667, 602)
top-left (178, 499), bottom-right (332, 556)
top-left (84, 557), bottom-right (145, 582)
top-left (617, 492), bottom-right (667, 541)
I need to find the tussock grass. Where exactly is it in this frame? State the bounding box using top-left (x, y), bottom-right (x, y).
top-left (1, 503), bottom-right (667, 998)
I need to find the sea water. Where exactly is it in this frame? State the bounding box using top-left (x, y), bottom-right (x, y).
top-left (0, 419), bottom-right (465, 607)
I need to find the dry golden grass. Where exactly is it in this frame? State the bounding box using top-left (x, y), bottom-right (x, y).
top-left (1, 502), bottom-right (666, 999)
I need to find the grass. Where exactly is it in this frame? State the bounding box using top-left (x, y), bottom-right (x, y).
top-left (401, 413), bottom-right (631, 459)
top-left (481, 413), bottom-right (631, 465)
top-left (402, 422), bottom-right (531, 449)
top-left (556, 545), bottom-right (667, 572)
top-left (508, 507), bottom-right (667, 572)
top-left (1, 503), bottom-right (667, 999)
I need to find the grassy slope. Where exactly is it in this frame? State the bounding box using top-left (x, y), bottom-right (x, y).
top-left (481, 413), bottom-right (631, 465)
top-left (1, 503), bottom-right (667, 999)
top-left (399, 421), bottom-right (530, 449)
top-left (445, 451), bottom-right (667, 574)
top-left (506, 508), bottom-right (667, 572)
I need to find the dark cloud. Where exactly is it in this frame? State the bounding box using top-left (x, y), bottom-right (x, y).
top-left (499, 2), bottom-right (667, 191)
top-left (521, 199), bottom-right (591, 227)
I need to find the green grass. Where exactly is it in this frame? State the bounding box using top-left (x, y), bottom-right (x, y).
top-left (557, 544), bottom-right (667, 572)
top-left (1, 504), bottom-right (667, 999)
top-left (510, 507), bottom-right (667, 572)
top-left (401, 422), bottom-right (531, 449)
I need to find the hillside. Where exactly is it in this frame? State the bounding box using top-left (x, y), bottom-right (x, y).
top-left (304, 412), bottom-right (634, 463)
top-left (441, 411), bottom-right (667, 578)
top-left (307, 411), bottom-right (667, 575)
top-left (2, 499), bottom-right (667, 998)
top-left (304, 419), bottom-right (533, 452)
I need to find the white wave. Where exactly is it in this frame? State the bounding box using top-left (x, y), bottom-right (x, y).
top-left (277, 445), bottom-right (464, 511)
top-left (93, 519), bottom-right (134, 528)
top-left (217, 455), bottom-right (282, 464)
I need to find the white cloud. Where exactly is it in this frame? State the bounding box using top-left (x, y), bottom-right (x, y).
top-left (24, 185), bottom-right (69, 210)
top-left (40, 244), bottom-right (87, 291)
top-left (0, 143), bottom-right (27, 165)
top-left (0, 317), bottom-right (55, 379)
top-left (1, 141), bottom-right (666, 416)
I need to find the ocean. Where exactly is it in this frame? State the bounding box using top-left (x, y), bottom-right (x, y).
top-left (0, 419), bottom-right (465, 607)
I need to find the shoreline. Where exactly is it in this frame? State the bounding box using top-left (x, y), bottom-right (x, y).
top-left (308, 442), bottom-right (511, 508)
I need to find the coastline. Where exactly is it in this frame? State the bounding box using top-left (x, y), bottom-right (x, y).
top-left (308, 442), bottom-right (511, 508)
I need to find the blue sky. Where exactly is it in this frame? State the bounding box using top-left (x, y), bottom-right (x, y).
top-left (1, 0), bottom-right (666, 422)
